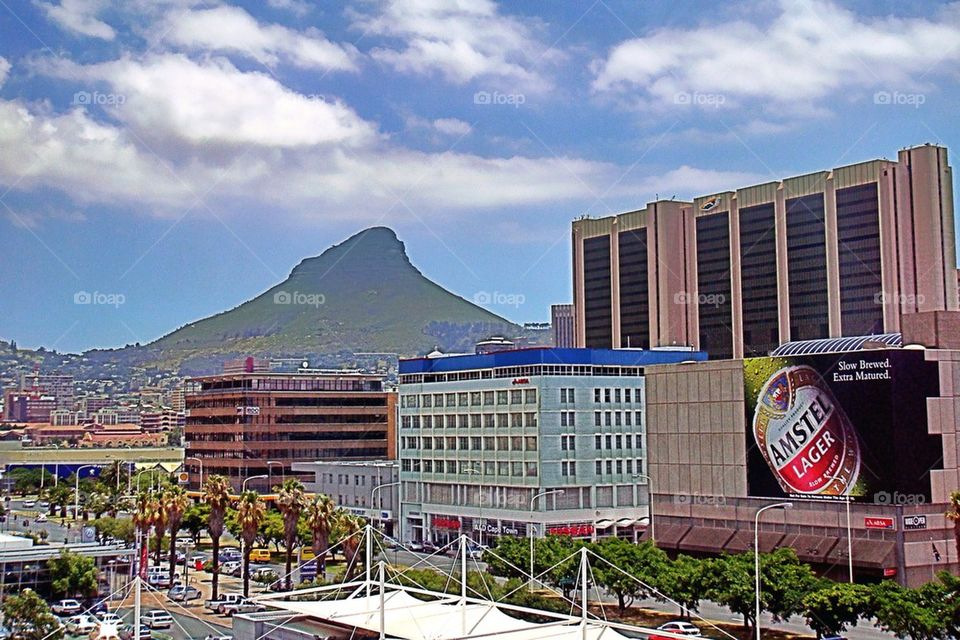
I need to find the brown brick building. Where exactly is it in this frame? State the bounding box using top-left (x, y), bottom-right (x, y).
top-left (184, 369), bottom-right (396, 492)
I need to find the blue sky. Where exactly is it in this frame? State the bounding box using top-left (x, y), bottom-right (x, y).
top-left (1, 0), bottom-right (958, 352)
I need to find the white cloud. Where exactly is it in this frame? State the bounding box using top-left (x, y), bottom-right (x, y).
top-left (353, 0), bottom-right (553, 89)
top-left (592, 0), bottom-right (960, 109)
top-left (161, 6), bottom-right (358, 71)
top-left (0, 57), bottom-right (10, 88)
top-left (39, 54), bottom-right (375, 148)
top-left (432, 118), bottom-right (472, 136)
top-left (35, 0), bottom-right (116, 40)
top-left (266, 0), bottom-right (311, 17)
top-left (404, 114), bottom-right (472, 139)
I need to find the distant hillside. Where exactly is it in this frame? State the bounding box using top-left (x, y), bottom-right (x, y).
top-left (141, 227), bottom-right (520, 371)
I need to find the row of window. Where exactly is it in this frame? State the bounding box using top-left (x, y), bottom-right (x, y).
top-left (595, 459), bottom-right (644, 476)
top-left (595, 411), bottom-right (643, 427)
top-left (400, 413), bottom-right (538, 429)
top-left (594, 433), bottom-right (643, 450)
top-left (399, 365), bottom-right (645, 385)
top-left (401, 435), bottom-right (538, 452)
top-left (402, 458), bottom-right (539, 477)
top-left (401, 389), bottom-right (538, 409)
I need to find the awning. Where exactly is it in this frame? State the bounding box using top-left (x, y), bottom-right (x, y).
top-left (826, 538), bottom-right (896, 569)
top-left (781, 534), bottom-right (838, 564)
top-left (723, 530), bottom-right (786, 554)
top-left (676, 527), bottom-right (736, 554)
top-left (638, 524), bottom-right (690, 549)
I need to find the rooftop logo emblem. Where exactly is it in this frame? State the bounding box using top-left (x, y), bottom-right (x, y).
top-left (700, 196), bottom-right (721, 211)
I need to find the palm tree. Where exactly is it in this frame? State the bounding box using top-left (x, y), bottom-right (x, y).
top-left (203, 475), bottom-right (233, 601)
top-left (163, 487), bottom-right (190, 583)
top-left (132, 492), bottom-right (156, 571)
top-left (48, 484), bottom-right (71, 518)
top-left (236, 491), bottom-right (266, 597)
top-left (151, 493), bottom-right (169, 567)
top-left (275, 479), bottom-right (307, 589)
top-left (945, 490), bottom-right (960, 564)
top-left (338, 512), bottom-right (366, 581)
top-left (306, 494), bottom-right (337, 575)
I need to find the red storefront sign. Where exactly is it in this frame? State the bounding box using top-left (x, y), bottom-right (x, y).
top-left (547, 524), bottom-right (594, 537)
top-left (883, 567), bottom-right (897, 577)
top-left (864, 517), bottom-right (895, 530)
top-left (512, 378), bottom-right (530, 385)
top-left (433, 517), bottom-right (461, 530)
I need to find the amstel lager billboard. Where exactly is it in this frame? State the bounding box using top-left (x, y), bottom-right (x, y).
top-left (744, 350), bottom-right (941, 503)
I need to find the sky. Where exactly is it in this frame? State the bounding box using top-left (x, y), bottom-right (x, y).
top-left (0, 0), bottom-right (958, 353)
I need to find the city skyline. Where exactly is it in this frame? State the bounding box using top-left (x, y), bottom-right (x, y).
top-left (1, 1), bottom-right (959, 352)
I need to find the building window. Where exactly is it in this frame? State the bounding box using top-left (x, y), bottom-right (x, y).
top-left (625, 412), bottom-right (632, 426)
top-left (595, 460), bottom-right (602, 475)
top-left (445, 393), bottom-right (456, 406)
top-left (615, 412), bottom-right (622, 426)
top-left (483, 391), bottom-right (495, 405)
top-left (614, 389), bottom-right (621, 403)
top-left (497, 436), bottom-right (509, 450)
top-left (526, 462), bottom-right (537, 477)
top-left (458, 393), bottom-right (469, 407)
top-left (594, 388), bottom-right (601, 403)
top-left (525, 389), bottom-right (537, 404)
top-left (470, 414), bottom-right (481, 428)
top-left (604, 412), bottom-right (612, 427)
top-left (616, 460), bottom-right (623, 474)
top-left (511, 413), bottom-right (523, 428)
top-left (484, 436), bottom-right (494, 450)
top-left (561, 434), bottom-right (575, 451)
top-left (606, 460), bottom-right (613, 474)
top-left (595, 435), bottom-right (602, 450)
top-left (471, 436), bottom-right (482, 450)
top-left (625, 434), bottom-right (632, 449)
top-left (525, 412), bottom-right (537, 427)
top-left (594, 412), bottom-right (601, 427)
top-left (605, 435), bottom-right (612, 449)
top-left (497, 413), bottom-right (508, 428)
top-left (624, 389), bottom-right (632, 403)
top-left (497, 391), bottom-right (508, 405)
top-left (561, 461), bottom-right (576, 477)
top-left (615, 435), bottom-right (623, 449)
top-left (604, 389), bottom-right (611, 403)
top-left (626, 459), bottom-right (633, 474)
top-left (484, 414), bottom-right (495, 428)
top-left (512, 462), bottom-right (523, 477)
top-left (471, 392), bottom-right (482, 406)
top-left (510, 390), bottom-right (523, 404)
top-left (525, 436), bottom-right (537, 451)
top-left (498, 462), bottom-right (509, 476)
top-left (635, 411), bottom-right (643, 427)
top-left (422, 395), bottom-right (432, 408)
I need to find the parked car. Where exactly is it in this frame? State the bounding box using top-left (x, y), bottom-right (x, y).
top-left (167, 585), bottom-right (201, 602)
top-left (51, 600), bottom-right (83, 616)
top-left (249, 548), bottom-right (271, 563)
top-left (97, 614), bottom-right (123, 626)
top-left (35, 513), bottom-right (48, 523)
top-left (139, 611), bottom-right (172, 630)
top-left (406, 541), bottom-right (424, 552)
top-left (221, 598), bottom-right (266, 617)
top-left (656, 622), bottom-right (702, 637)
top-left (204, 636), bottom-right (232, 640)
top-left (251, 567), bottom-right (277, 581)
top-left (119, 624), bottom-right (151, 640)
top-left (219, 561), bottom-right (241, 576)
top-left (466, 544), bottom-right (487, 560)
top-left (205, 594), bottom-right (245, 614)
top-left (38, 501), bottom-right (50, 508)
top-left (188, 553), bottom-right (207, 565)
top-left (218, 548), bottom-right (241, 563)
top-left (22, 500), bottom-right (36, 508)
top-left (65, 615), bottom-right (98, 635)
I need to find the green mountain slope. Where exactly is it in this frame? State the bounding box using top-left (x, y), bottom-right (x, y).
top-left (148, 227), bottom-right (519, 365)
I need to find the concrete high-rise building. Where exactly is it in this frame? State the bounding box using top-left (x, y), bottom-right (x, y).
top-left (551, 304), bottom-right (574, 347)
top-left (18, 372), bottom-right (74, 410)
top-left (572, 144), bottom-right (956, 359)
top-left (397, 347), bottom-right (706, 546)
top-left (184, 368), bottom-right (397, 492)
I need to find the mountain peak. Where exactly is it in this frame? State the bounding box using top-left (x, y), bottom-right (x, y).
top-left (289, 226), bottom-right (415, 280)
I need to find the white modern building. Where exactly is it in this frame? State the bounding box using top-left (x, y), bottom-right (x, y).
top-left (397, 348), bottom-right (706, 546)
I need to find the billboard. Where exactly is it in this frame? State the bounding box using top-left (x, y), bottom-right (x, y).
top-left (744, 350), bottom-right (941, 503)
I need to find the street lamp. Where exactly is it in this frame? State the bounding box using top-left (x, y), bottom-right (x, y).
top-left (136, 469), bottom-right (158, 493)
top-left (632, 474), bottom-right (655, 541)
top-left (185, 457), bottom-right (204, 488)
top-left (74, 465), bottom-right (97, 521)
top-left (529, 489), bottom-right (564, 591)
top-left (266, 461), bottom-right (283, 487)
top-left (463, 465), bottom-right (483, 544)
top-left (243, 475), bottom-right (268, 492)
top-left (754, 502), bottom-right (792, 640)
top-left (370, 481), bottom-right (400, 533)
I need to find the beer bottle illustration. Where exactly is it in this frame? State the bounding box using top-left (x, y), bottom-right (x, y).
top-left (752, 365), bottom-right (860, 496)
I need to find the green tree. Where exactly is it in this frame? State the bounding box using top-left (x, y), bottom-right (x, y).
top-left (802, 581), bottom-right (870, 638)
top-left (236, 491), bottom-right (266, 597)
top-left (338, 511), bottom-right (366, 580)
top-left (870, 579), bottom-right (947, 640)
top-left (47, 484), bottom-right (72, 518)
top-left (701, 554), bottom-right (758, 630)
top-left (658, 554), bottom-right (705, 619)
top-left (93, 517), bottom-right (135, 544)
top-left (203, 475), bottom-right (233, 601)
top-left (590, 537), bottom-right (668, 612)
top-left (946, 491), bottom-right (960, 570)
top-left (181, 503), bottom-right (210, 544)
top-left (305, 494), bottom-right (337, 573)
top-left (86, 492), bottom-right (111, 519)
top-left (759, 548), bottom-right (820, 624)
top-left (47, 550), bottom-right (98, 598)
top-left (163, 486), bottom-right (190, 583)
top-left (275, 479), bottom-right (307, 589)
top-left (2, 589), bottom-right (63, 640)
